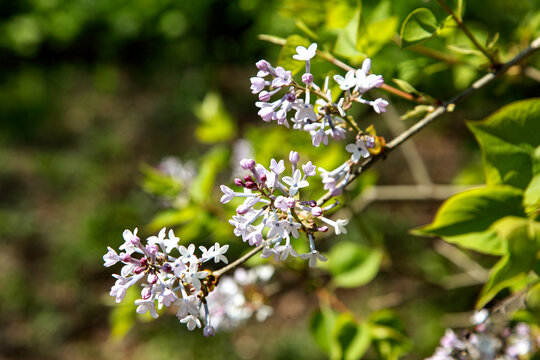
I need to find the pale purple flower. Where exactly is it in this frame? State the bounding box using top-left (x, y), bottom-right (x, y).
top-left (103, 246), bottom-right (121, 267)
top-left (180, 314), bottom-right (202, 331)
top-left (250, 77), bottom-right (266, 94)
top-left (292, 101), bottom-right (317, 123)
top-left (172, 258), bottom-right (187, 277)
top-left (300, 250), bottom-right (327, 267)
top-left (158, 288), bottom-right (178, 308)
top-left (261, 246), bottom-right (281, 262)
top-left (276, 244), bottom-right (299, 260)
top-left (334, 70), bottom-right (357, 90)
top-left (282, 169), bottom-right (309, 196)
top-left (185, 262), bottom-right (208, 291)
top-left (274, 196), bottom-right (289, 212)
top-left (179, 244), bottom-right (197, 263)
top-left (371, 98), bottom-right (389, 114)
top-left (220, 185), bottom-right (235, 204)
top-left (176, 295), bottom-right (200, 318)
top-left (270, 159), bottom-right (285, 174)
top-left (346, 139), bottom-right (370, 163)
top-left (267, 219), bottom-right (290, 239)
top-left (163, 229), bottom-right (180, 253)
top-left (272, 67), bottom-right (292, 87)
top-left (302, 161), bottom-right (316, 177)
top-left (135, 299), bottom-right (159, 319)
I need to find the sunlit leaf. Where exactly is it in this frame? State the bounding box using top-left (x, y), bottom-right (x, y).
top-left (325, 241), bottom-right (382, 288)
top-left (277, 35), bottom-right (311, 75)
top-left (400, 8), bottom-right (439, 48)
top-left (194, 92), bottom-right (236, 143)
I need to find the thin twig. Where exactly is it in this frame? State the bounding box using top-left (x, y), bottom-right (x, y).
top-left (214, 37), bottom-right (540, 278)
top-left (435, 0), bottom-right (499, 65)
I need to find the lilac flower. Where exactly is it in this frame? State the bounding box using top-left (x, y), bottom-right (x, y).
top-left (282, 169), bottom-right (309, 196)
top-left (345, 139), bottom-right (370, 163)
top-left (163, 229), bottom-right (180, 253)
top-left (276, 244), bottom-right (299, 260)
top-left (103, 247), bottom-right (121, 267)
top-left (334, 70), bottom-right (357, 90)
top-left (272, 67), bottom-right (292, 88)
top-left (184, 262), bottom-right (208, 291)
top-left (212, 243), bottom-right (229, 264)
top-left (300, 250), bottom-right (327, 267)
top-left (220, 185), bottom-right (235, 203)
top-left (371, 98), bottom-right (389, 114)
top-left (250, 77), bottom-right (266, 94)
top-left (270, 159), bottom-right (285, 174)
top-left (135, 299), bottom-right (159, 319)
top-left (180, 314), bottom-right (202, 331)
top-left (293, 43), bottom-right (317, 61)
top-left (176, 295), bottom-right (200, 318)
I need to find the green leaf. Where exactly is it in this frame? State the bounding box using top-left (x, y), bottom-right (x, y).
top-left (467, 98), bottom-right (540, 189)
top-left (194, 92), bottom-right (236, 143)
top-left (333, 313), bottom-right (371, 360)
top-left (333, 6), bottom-right (366, 62)
top-left (310, 308), bottom-right (338, 355)
top-left (369, 310), bottom-right (412, 360)
top-left (400, 8), bottom-right (439, 48)
top-left (140, 164), bottom-right (181, 199)
top-left (356, 16), bottom-right (398, 57)
top-left (477, 217), bottom-right (540, 308)
top-left (109, 286), bottom-right (138, 339)
top-left (146, 207), bottom-right (197, 232)
top-left (524, 146), bottom-right (540, 209)
top-left (325, 242), bottom-right (382, 288)
top-left (392, 78), bottom-right (420, 95)
top-left (277, 35), bottom-right (311, 75)
top-left (413, 186), bottom-right (525, 255)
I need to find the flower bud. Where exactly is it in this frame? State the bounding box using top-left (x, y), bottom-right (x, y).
top-left (139, 258), bottom-right (148, 266)
top-left (234, 178), bottom-right (244, 187)
top-left (256, 60), bottom-right (270, 72)
top-left (162, 263), bottom-right (172, 273)
top-left (318, 226), bottom-right (329, 232)
top-left (147, 274), bottom-right (158, 284)
top-left (141, 286), bottom-right (152, 300)
top-left (245, 181), bottom-right (256, 189)
top-left (302, 73), bottom-right (313, 85)
top-left (134, 266), bottom-right (146, 274)
top-left (309, 200), bottom-right (317, 207)
top-left (289, 151), bottom-right (299, 164)
top-left (240, 159), bottom-right (256, 170)
top-left (311, 206), bottom-right (322, 217)
top-left (130, 235), bottom-right (141, 245)
top-left (244, 175), bottom-right (253, 182)
top-left (260, 173), bottom-right (267, 182)
top-left (285, 92), bottom-right (296, 102)
top-left (203, 325), bottom-right (216, 337)
top-left (259, 91), bottom-right (271, 102)
top-left (237, 204), bottom-right (249, 215)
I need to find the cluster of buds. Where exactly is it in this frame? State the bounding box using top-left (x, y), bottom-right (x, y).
top-left (103, 227), bottom-right (229, 336)
top-left (250, 43), bottom-right (388, 147)
top-left (220, 151), bottom-right (349, 267)
top-left (427, 310), bottom-right (539, 360)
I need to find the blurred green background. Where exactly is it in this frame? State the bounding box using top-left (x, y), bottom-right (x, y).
top-left (1, 0), bottom-right (539, 359)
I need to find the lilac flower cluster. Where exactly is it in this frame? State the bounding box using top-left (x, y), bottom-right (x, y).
top-left (427, 311), bottom-right (539, 360)
top-left (103, 227), bottom-right (229, 336)
top-left (206, 265), bottom-right (274, 331)
top-left (220, 151), bottom-right (349, 267)
top-left (250, 43), bottom-right (388, 147)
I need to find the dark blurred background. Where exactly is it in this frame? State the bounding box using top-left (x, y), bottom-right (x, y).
top-left (1, 0), bottom-right (538, 359)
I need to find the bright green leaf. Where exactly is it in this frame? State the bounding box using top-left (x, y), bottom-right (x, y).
top-left (413, 186), bottom-right (525, 255)
top-left (147, 207), bottom-right (197, 232)
top-left (524, 146), bottom-right (540, 209)
top-left (369, 310), bottom-right (412, 359)
top-left (477, 217), bottom-right (540, 308)
top-left (325, 242), bottom-right (382, 288)
top-left (467, 98), bottom-right (540, 189)
top-left (334, 7), bottom-right (366, 63)
top-left (310, 308), bottom-right (338, 355)
top-left (194, 92), bottom-right (236, 143)
top-left (400, 8), bottom-right (439, 48)
top-left (333, 313), bottom-right (371, 360)
top-left (356, 16), bottom-right (398, 57)
top-left (140, 164), bottom-right (181, 199)
top-left (392, 78), bottom-right (419, 95)
top-left (190, 146), bottom-right (230, 204)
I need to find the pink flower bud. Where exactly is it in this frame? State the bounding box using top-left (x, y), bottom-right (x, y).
top-left (244, 175), bottom-right (253, 182)
top-left (237, 204), bottom-right (249, 215)
top-left (318, 226), bottom-right (329, 232)
top-left (240, 159), bottom-right (256, 170)
top-left (259, 91), bottom-right (271, 102)
top-left (309, 200), bottom-right (317, 207)
top-left (134, 266), bottom-right (146, 274)
top-left (302, 73), bottom-right (313, 85)
top-left (162, 263), bottom-right (172, 273)
top-left (312, 206), bottom-right (322, 217)
top-left (260, 173), bottom-right (267, 182)
top-left (139, 258), bottom-right (148, 266)
top-left (147, 274), bottom-right (158, 284)
top-left (234, 178), bottom-right (244, 187)
top-left (130, 235), bottom-right (141, 245)
top-left (245, 181), bottom-right (256, 189)
top-left (121, 253), bottom-right (132, 263)
top-left (256, 60), bottom-right (270, 72)
top-left (142, 286), bottom-right (152, 300)
top-left (285, 92), bottom-right (296, 102)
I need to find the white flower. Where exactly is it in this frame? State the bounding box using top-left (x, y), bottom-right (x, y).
top-left (220, 185), bottom-right (235, 204)
top-left (371, 98), bottom-right (388, 114)
top-left (320, 217), bottom-right (349, 235)
top-left (135, 299), bottom-right (159, 319)
top-left (345, 139), bottom-right (370, 163)
top-left (282, 169), bottom-right (309, 196)
top-left (261, 246), bottom-right (281, 262)
top-left (180, 314), bottom-right (202, 331)
top-left (158, 288), bottom-right (178, 308)
top-left (270, 159), bottom-right (285, 174)
top-left (119, 228), bottom-right (138, 255)
top-left (103, 246), bottom-right (121, 267)
top-left (272, 67), bottom-right (292, 88)
top-left (267, 219), bottom-right (290, 239)
top-left (212, 242), bottom-right (229, 264)
top-left (334, 70), bottom-right (357, 90)
top-left (300, 250), bottom-right (327, 267)
top-left (293, 43), bottom-right (317, 61)
top-left (146, 227), bottom-right (166, 246)
top-left (184, 262), bottom-right (208, 291)
top-left (162, 229), bottom-right (180, 253)
top-left (276, 244), bottom-right (299, 261)
top-left (179, 244), bottom-right (198, 263)
top-left (175, 295), bottom-right (200, 318)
